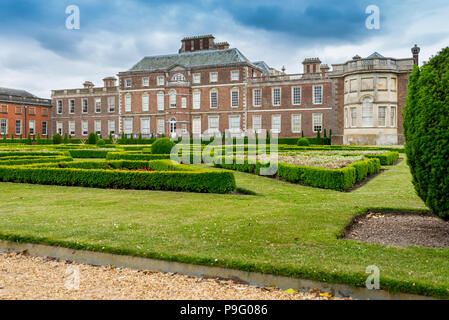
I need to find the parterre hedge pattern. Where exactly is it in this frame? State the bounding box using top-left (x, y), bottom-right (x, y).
top-left (364, 152), bottom-right (400, 166)
top-left (214, 157), bottom-right (380, 191)
top-left (106, 152), bottom-right (171, 161)
top-left (67, 149), bottom-right (110, 159)
top-left (0, 159), bottom-right (236, 194)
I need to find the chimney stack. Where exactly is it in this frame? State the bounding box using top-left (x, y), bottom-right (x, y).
top-left (302, 58), bottom-right (322, 76)
top-left (83, 81), bottom-right (95, 89)
top-left (411, 44), bottom-right (420, 66)
top-left (103, 77), bottom-right (117, 88)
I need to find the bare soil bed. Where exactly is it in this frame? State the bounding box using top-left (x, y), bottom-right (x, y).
top-left (343, 211), bottom-right (449, 248)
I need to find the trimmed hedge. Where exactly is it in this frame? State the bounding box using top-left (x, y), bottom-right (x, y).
top-left (0, 160), bottom-right (236, 194)
top-left (0, 156), bottom-right (73, 166)
top-left (214, 157), bottom-right (380, 191)
top-left (364, 152), bottom-right (399, 165)
top-left (67, 149), bottom-right (110, 159)
top-left (106, 152), bottom-right (170, 161)
top-left (0, 151), bottom-right (65, 158)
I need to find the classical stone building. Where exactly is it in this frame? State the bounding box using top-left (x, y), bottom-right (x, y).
top-left (51, 35), bottom-right (418, 145)
top-left (0, 87), bottom-right (52, 138)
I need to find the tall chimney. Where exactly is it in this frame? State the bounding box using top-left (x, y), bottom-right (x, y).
top-left (103, 77), bottom-right (117, 88)
top-left (411, 44), bottom-right (421, 66)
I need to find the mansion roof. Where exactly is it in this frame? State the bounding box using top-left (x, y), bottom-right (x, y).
top-left (128, 48), bottom-right (259, 72)
top-left (0, 87), bottom-right (52, 106)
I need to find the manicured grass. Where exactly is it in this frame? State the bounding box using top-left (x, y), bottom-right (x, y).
top-left (0, 158), bottom-right (448, 298)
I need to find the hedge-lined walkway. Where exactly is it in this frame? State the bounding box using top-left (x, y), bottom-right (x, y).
top-left (0, 158), bottom-right (447, 298)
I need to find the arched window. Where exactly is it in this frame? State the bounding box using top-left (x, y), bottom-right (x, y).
top-left (171, 73), bottom-right (186, 82)
top-left (169, 90), bottom-right (177, 108)
top-left (362, 97), bottom-right (374, 127)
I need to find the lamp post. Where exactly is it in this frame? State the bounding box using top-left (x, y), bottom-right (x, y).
top-left (24, 105), bottom-right (28, 138)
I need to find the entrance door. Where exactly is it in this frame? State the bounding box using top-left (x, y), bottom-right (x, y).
top-left (169, 118), bottom-right (177, 139)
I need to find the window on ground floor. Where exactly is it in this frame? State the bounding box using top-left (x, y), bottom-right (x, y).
top-left (271, 115), bottom-right (281, 134)
top-left (313, 113), bottom-right (323, 133)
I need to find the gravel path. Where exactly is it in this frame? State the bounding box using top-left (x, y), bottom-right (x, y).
top-left (0, 251), bottom-right (344, 300)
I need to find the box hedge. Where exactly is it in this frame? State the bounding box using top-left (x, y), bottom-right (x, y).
top-left (106, 152), bottom-right (171, 161)
top-left (67, 149), bottom-right (110, 159)
top-left (0, 160), bottom-right (235, 194)
top-left (214, 157), bottom-right (380, 191)
top-left (364, 151), bottom-right (399, 166)
top-left (0, 156), bottom-right (73, 166)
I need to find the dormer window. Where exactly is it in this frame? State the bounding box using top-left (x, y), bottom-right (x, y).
top-left (171, 73), bottom-right (186, 82)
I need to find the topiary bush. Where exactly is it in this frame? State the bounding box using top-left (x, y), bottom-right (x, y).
top-left (404, 47), bottom-right (449, 220)
top-left (88, 132), bottom-right (97, 145)
top-left (96, 139), bottom-right (106, 147)
top-left (297, 138), bottom-right (310, 146)
top-left (53, 133), bottom-right (62, 145)
top-left (151, 138), bottom-right (175, 155)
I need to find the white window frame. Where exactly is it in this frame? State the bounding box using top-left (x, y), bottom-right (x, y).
top-left (313, 85), bottom-right (323, 105)
top-left (292, 87), bottom-right (301, 105)
top-left (95, 98), bottom-right (101, 113)
top-left (95, 120), bottom-right (101, 135)
top-left (312, 113), bottom-right (323, 133)
top-left (378, 106), bottom-right (387, 127)
top-left (350, 107), bottom-right (357, 128)
top-left (209, 72), bottom-right (218, 83)
top-left (157, 76), bottom-right (165, 86)
top-left (56, 121), bottom-right (63, 135)
top-left (208, 116), bottom-right (220, 134)
top-left (57, 100), bottom-right (63, 114)
top-left (108, 120), bottom-right (116, 135)
top-left (229, 115), bottom-right (241, 133)
top-left (171, 73), bottom-right (186, 82)
top-left (108, 96), bottom-right (115, 113)
top-left (123, 118), bottom-right (133, 135)
top-left (82, 99), bottom-right (88, 113)
top-left (15, 119), bottom-right (22, 135)
top-left (157, 92), bottom-right (164, 111)
top-left (390, 106), bottom-right (397, 127)
top-left (210, 89), bottom-right (218, 109)
top-left (193, 90), bottom-right (201, 110)
top-left (29, 120), bottom-right (35, 135)
top-left (253, 88), bottom-right (262, 107)
top-left (192, 117), bottom-right (201, 135)
top-left (193, 73), bottom-right (201, 84)
top-left (272, 88), bottom-right (281, 106)
top-left (231, 89), bottom-right (239, 108)
top-left (82, 121), bottom-right (88, 136)
top-left (42, 121), bottom-right (48, 136)
top-left (271, 115), bottom-right (281, 134)
top-left (231, 70), bottom-right (240, 81)
top-left (142, 77), bottom-right (150, 87)
top-left (142, 93), bottom-right (149, 112)
top-left (252, 115), bottom-right (262, 133)
top-left (362, 97), bottom-right (374, 127)
top-left (0, 119), bottom-right (7, 135)
top-left (169, 90), bottom-right (177, 108)
top-left (69, 121), bottom-right (75, 136)
top-left (125, 94), bottom-right (132, 112)
top-left (125, 79), bottom-right (132, 88)
top-left (140, 118), bottom-right (150, 135)
top-left (181, 97), bottom-right (187, 109)
top-left (291, 114), bottom-right (302, 133)
top-left (157, 118), bottom-right (165, 134)
top-left (69, 100), bottom-right (75, 114)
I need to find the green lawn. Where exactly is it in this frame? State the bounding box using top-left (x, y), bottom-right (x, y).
top-left (0, 159), bottom-right (448, 298)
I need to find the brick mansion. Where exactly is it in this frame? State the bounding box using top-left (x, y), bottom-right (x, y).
top-left (3, 35), bottom-right (420, 145)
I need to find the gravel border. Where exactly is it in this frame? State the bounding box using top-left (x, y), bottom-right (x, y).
top-left (0, 252), bottom-right (346, 300)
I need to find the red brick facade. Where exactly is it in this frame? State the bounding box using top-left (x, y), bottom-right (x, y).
top-left (0, 90), bottom-right (52, 138)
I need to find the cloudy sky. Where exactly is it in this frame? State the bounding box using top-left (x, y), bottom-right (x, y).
top-left (0, 0), bottom-right (448, 98)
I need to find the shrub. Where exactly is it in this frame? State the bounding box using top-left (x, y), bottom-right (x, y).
top-left (68, 150), bottom-right (109, 159)
top-left (96, 139), bottom-right (106, 147)
top-left (53, 133), bottom-right (62, 145)
top-left (365, 152), bottom-right (399, 166)
top-left (63, 133), bottom-right (69, 144)
top-left (0, 156), bottom-right (73, 166)
top-left (87, 133), bottom-right (97, 145)
top-left (151, 138), bottom-right (175, 155)
top-left (404, 47), bottom-right (449, 219)
top-left (106, 152), bottom-right (170, 161)
top-left (297, 138), bottom-right (310, 146)
top-left (0, 160), bottom-right (236, 194)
